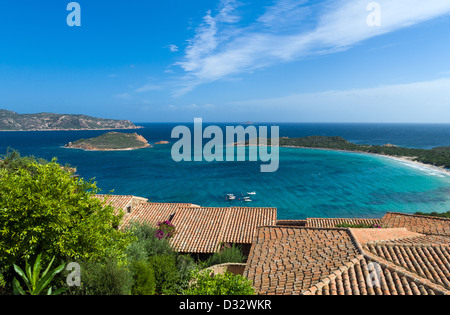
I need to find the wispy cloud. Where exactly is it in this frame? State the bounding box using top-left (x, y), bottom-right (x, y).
top-left (168, 45), bottom-right (179, 52)
top-left (232, 77), bottom-right (450, 122)
top-left (173, 0), bottom-right (450, 95)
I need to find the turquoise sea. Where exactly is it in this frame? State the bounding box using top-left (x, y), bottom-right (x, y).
top-left (1, 123), bottom-right (450, 220)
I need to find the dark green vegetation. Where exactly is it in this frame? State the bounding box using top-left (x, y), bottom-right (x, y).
top-left (415, 211), bottom-right (450, 219)
top-left (277, 136), bottom-right (450, 169)
top-left (0, 151), bottom-right (254, 295)
top-left (0, 109), bottom-right (140, 131)
top-left (65, 132), bottom-right (151, 151)
top-left (335, 223), bottom-right (382, 229)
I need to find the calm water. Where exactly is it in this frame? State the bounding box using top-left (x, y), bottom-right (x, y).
top-left (1, 123), bottom-right (450, 220)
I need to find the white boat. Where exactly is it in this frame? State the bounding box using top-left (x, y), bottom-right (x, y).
top-left (227, 194), bottom-right (236, 200)
top-left (244, 199), bottom-right (252, 202)
top-left (247, 192), bottom-right (256, 195)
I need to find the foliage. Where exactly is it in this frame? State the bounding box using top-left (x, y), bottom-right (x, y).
top-left (155, 221), bottom-right (176, 240)
top-left (183, 270), bottom-right (255, 296)
top-left (69, 258), bottom-right (133, 295)
top-left (130, 260), bottom-right (156, 295)
top-left (175, 255), bottom-right (198, 294)
top-left (203, 244), bottom-right (246, 268)
top-left (415, 211), bottom-right (450, 219)
top-left (12, 253), bottom-right (66, 295)
top-left (148, 255), bottom-right (179, 295)
top-left (125, 222), bottom-right (175, 262)
top-left (0, 153), bottom-right (133, 271)
top-left (335, 223), bottom-right (382, 229)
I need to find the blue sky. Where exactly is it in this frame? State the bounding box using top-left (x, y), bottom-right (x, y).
top-left (1, 0), bottom-right (450, 123)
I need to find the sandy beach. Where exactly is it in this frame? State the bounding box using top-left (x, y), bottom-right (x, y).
top-left (281, 145), bottom-right (450, 177)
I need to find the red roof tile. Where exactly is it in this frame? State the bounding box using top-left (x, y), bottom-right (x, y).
top-left (170, 207), bottom-right (277, 254)
top-left (382, 212), bottom-right (450, 236)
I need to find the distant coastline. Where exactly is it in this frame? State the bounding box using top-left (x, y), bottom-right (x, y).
top-left (283, 146), bottom-right (450, 176)
top-left (0, 109), bottom-right (142, 131)
top-left (237, 136), bottom-right (450, 176)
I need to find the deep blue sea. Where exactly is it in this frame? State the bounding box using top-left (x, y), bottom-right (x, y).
top-left (2, 123), bottom-right (450, 220)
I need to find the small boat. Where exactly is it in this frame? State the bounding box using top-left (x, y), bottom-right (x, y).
top-left (227, 194), bottom-right (236, 200)
top-left (244, 199), bottom-right (252, 202)
top-left (247, 192), bottom-right (256, 195)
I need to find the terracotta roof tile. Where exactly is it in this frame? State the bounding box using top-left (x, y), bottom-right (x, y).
top-left (244, 226), bottom-right (361, 295)
top-left (121, 203), bottom-right (193, 228)
top-left (94, 194), bottom-right (148, 216)
top-left (170, 207), bottom-right (277, 254)
top-left (364, 240), bottom-right (450, 290)
top-left (382, 212), bottom-right (450, 236)
top-left (245, 225), bottom-right (450, 295)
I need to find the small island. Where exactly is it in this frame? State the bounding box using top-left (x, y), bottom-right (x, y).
top-left (65, 132), bottom-right (151, 151)
top-left (154, 141), bottom-right (170, 145)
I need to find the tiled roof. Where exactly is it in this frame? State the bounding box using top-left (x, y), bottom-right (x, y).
top-left (306, 218), bottom-right (382, 228)
top-left (349, 228), bottom-right (424, 245)
top-left (244, 226), bottom-right (450, 295)
top-left (382, 212), bottom-right (450, 236)
top-left (244, 226), bottom-right (361, 295)
top-left (94, 194), bottom-right (147, 216)
top-left (170, 207), bottom-right (277, 254)
top-left (303, 255), bottom-right (447, 295)
top-left (121, 203), bottom-right (193, 228)
top-left (364, 241), bottom-right (450, 290)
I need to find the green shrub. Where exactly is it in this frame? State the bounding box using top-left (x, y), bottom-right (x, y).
top-left (415, 211), bottom-right (450, 218)
top-left (175, 255), bottom-right (197, 294)
top-left (335, 223), bottom-right (382, 229)
top-left (131, 260), bottom-right (156, 295)
top-left (184, 271), bottom-right (255, 296)
top-left (70, 259), bottom-right (133, 295)
top-left (0, 152), bottom-right (133, 271)
top-left (148, 255), bottom-right (179, 295)
top-left (126, 222), bottom-right (175, 262)
top-left (203, 244), bottom-right (246, 268)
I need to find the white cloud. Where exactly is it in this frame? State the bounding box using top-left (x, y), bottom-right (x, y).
top-left (135, 83), bottom-right (163, 93)
top-left (174, 0), bottom-right (450, 94)
top-left (169, 45), bottom-right (179, 52)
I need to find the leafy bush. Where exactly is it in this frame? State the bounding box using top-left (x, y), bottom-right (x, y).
top-left (148, 255), bottom-right (179, 295)
top-left (335, 223), bottom-right (382, 229)
top-left (69, 259), bottom-right (133, 295)
top-left (184, 271), bottom-right (255, 296)
top-left (175, 255), bottom-right (197, 293)
top-left (0, 152), bottom-right (133, 271)
top-left (415, 211), bottom-right (450, 219)
top-left (203, 244), bottom-right (246, 268)
top-left (130, 260), bottom-right (156, 295)
top-left (125, 222), bottom-right (175, 262)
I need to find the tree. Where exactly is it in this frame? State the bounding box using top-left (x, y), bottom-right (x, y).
top-left (0, 153), bottom-right (133, 273)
